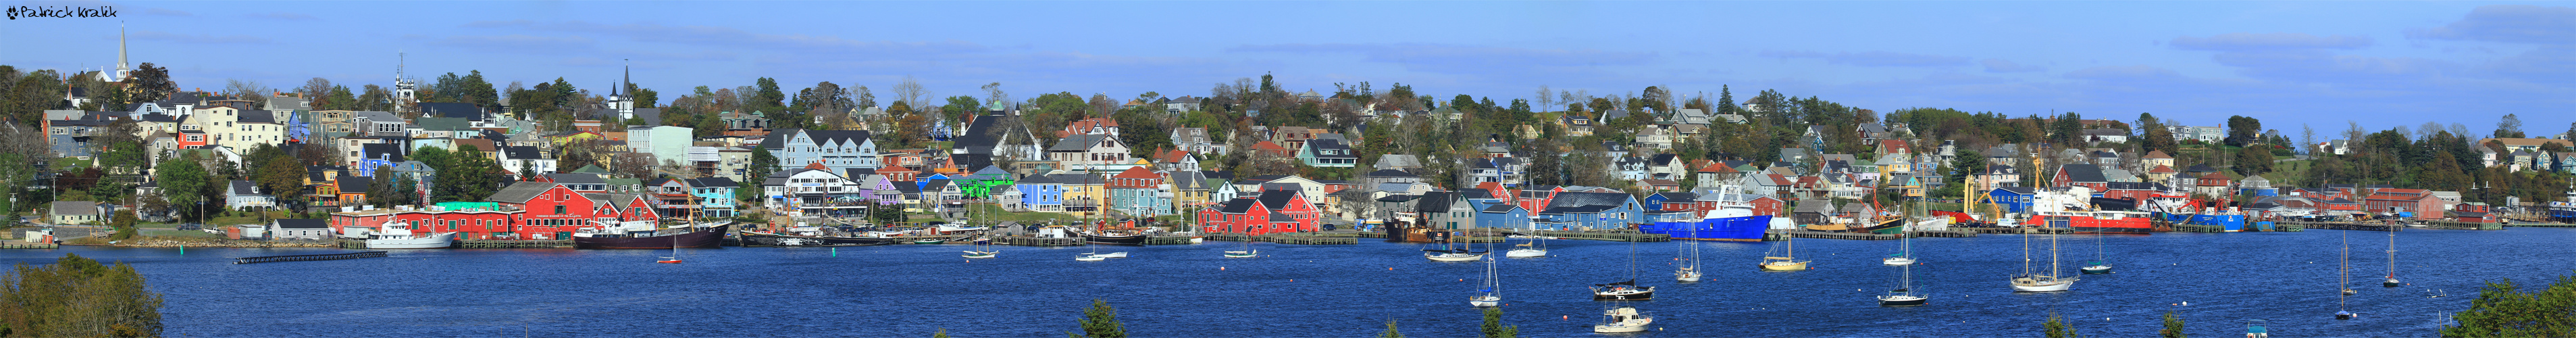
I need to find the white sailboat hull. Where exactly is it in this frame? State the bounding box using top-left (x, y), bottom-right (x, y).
top-left (1675, 270), bottom-right (1702, 283)
top-left (1426, 252), bottom-right (1485, 262)
top-left (1090, 251), bottom-right (1129, 258)
top-left (1505, 249), bottom-right (1547, 258)
top-left (1882, 257), bottom-right (1916, 266)
top-left (2011, 277), bottom-right (2077, 292)
top-left (1223, 250), bottom-right (1259, 258)
top-left (1468, 295), bottom-right (1500, 308)
top-left (1075, 256), bottom-right (1107, 262)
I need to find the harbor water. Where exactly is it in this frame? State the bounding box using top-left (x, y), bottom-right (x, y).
top-left (6, 228), bottom-right (2573, 337)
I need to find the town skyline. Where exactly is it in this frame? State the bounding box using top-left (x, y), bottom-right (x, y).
top-left (5, 1), bottom-right (2571, 135)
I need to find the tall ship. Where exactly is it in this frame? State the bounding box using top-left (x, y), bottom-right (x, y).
top-left (1641, 187), bottom-right (1780, 242)
top-left (738, 225), bottom-right (901, 247)
top-left (573, 221), bottom-right (729, 249)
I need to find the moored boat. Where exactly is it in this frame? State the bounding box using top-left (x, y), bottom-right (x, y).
top-left (359, 221), bottom-right (457, 249)
top-left (1592, 306), bottom-right (1653, 333)
top-left (739, 228), bottom-right (899, 247)
top-left (1590, 280), bottom-right (1654, 300)
top-left (574, 222), bottom-right (728, 249)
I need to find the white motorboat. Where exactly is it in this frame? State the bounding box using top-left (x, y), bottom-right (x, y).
top-left (363, 221), bottom-right (457, 249)
top-left (1592, 306), bottom-right (1653, 333)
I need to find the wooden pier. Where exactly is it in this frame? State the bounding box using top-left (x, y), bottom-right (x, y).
top-left (461, 239), bottom-right (575, 248)
top-left (1143, 235), bottom-right (1198, 245)
top-left (2423, 221), bottom-right (2503, 231)
top-left (234, 251), bottom-right (388, 264)
top-left (1000, 236), bottom-right (1083, 247)
top-left (2506, 222), bottom-right (2576, 228)
top-left (1201, 233), bottom-right (1357, 245)
top-left (1960, 227), bottom-right (2074, 235)
top-left (1530, 230), bottom-right (1669, 242)
top-left (1788, 231), bottom-right (1897, 240)
top-left (1, 243), bottom-right (59, 249)
top-left (2289, 222), bottom-right (2403, 232)
top-left (1909, 230), bottom-right (1978, 238)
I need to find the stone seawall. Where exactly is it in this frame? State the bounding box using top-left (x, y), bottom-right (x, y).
top-left (76, 239), bottom-right (334, 248)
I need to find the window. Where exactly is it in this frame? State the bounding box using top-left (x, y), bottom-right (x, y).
top-left (554, 206), bottom-right (567, 214)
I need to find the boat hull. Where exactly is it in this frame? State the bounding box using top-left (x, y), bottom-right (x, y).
top-left (1224, 250), bottom-right (1260, 258)
top-left (1505, 249), bottom-right (1547, 258)
top-left (2032, 214), bottom-right (2155, 235)
top-left (1883, 258), bottom-right (1916, 266)
top-left (1760, 260), bottom-right (1809, 271)
top-left (1469, 295), bottom-right (1499, 308)
top-left (738, 231), bottom-right (898, 247)
top-left (365, 233), bottom-right (457, 249)
top-left (1591, 288), bottom-right (1654, 301)
top-left (2011, 277), bottom-right (2076, 292)
top-left (2384, 279), bottom-right (2401, 287)
top-left (1426, 252), bottom-right (1485, 262)
top-left (1082, 233), bottom-right (1150, 245)
top-left (960, 252), bottom-right (996, 259)
top-left (1645, 216), bottom-right (1775, 241)
top-left (575, 224), bottom-right (728, 249)
top-left (2081, 266), bottom-right (2112, 274)
top-left (1877, 295), bottom-right (1927, 307)
top-left (1675, 271), bottom-right (1701, 283)
top-left (1593, 321), bottom-right (1651, 333)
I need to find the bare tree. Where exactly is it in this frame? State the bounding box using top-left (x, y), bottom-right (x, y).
top-left (297, 78), bottom-right (333, 99)
top-left (224, 78), bottom-right (272, 108)
top-left (981, 82), bottom-right (1008, 107)
top-left (892, 75), bottom-right (927, 107)
top-left (610, 153), bottom-right (656, 179)
top-left (1535, 84), bottom-right (1553, 114)
top-left (2300, 124), bottom-right (2315, 155)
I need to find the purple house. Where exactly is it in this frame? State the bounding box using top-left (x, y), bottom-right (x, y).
top-left (859, 174), bottom-right (904, 206)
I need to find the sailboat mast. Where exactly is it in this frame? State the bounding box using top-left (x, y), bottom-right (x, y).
top-left (2387, 229), bottom-right (2396, 279)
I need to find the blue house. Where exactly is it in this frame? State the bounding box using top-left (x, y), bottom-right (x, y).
top-left (1989, 187), bottom-right (2036, 214)
top-left (1014, 174), bottom-right (1065, 212)
top-left (1470, 200), bottom-right (1531, 229)
top-left (355, 143), bottom-right (405, 177)
top-left (1535, 192), bottom-right (1645, 230)
top-left (688, 178), bottom-right (740, 218)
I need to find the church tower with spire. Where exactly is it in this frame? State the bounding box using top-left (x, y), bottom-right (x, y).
top-left (101, 22), bottom-right (131, 82)
top-left (392, 53), bottom-right (419, 114)
top-left (609, 59), bottom-right (636, 121)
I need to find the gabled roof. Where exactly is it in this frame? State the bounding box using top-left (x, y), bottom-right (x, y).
top-left (1545, 192), bottom-right (1632, 210)
top-left (230, 180), bottom-right (262, 195)
top-left (1415, 191), bottom-right (1460, 212)
top-left (237, 110), bottom-right (278, 124)
top-left (1256, 189), bottom-right (1302, 210)
top-left (1218, 198), bottom-right (1260, 214)
top-left (1050, 135), bottom-right (1117, 151)
top-left (2058, 164), bottom-right (2107, 183)
top-left (1994, 187), bottom-right (2036, 195)
top-left (338, 176), bottom-right (373, 193)
top-left (486, 181), bottom-right (561, 203)
top-left (689, 177), bottom-right (740, 188)
top-left (1367, 169), bottom-right (1418, 178)
top-left (273, 218), bottom-right (328, 229)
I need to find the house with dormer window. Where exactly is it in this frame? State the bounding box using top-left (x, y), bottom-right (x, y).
top-left (761, 128), bottom-right (879, 174)
top-left (1297, 139), bottom-right (1358, 167)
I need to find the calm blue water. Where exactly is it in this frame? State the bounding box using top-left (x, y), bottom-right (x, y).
top-left (7, 228), bottom-right (2573, 337)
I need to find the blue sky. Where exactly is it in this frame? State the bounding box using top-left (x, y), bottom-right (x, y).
top-left (5, 1), bottom-right (2573, 138)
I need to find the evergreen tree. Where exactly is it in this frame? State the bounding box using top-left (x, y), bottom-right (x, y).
top-left (1378, 318), bottom-right (1403, 338)
top-left (1481, 307), bottom-right (1519, 338)
top-left (1068, 299), bottom-right (1125, 338)
top-left (2160, 311), bottom-right (2186, 338)
top-left (2044, 313), bottom-right (2081, 338)
top-left (2442, 272), bottom-right (2576, 337)
top-left (0, 254), bottom-right (165, 337)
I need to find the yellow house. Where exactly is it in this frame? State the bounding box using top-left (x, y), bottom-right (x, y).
top-left (1060, 174), bottom-right (1108, 218)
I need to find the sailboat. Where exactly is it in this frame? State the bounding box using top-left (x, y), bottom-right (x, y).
top-left (1076, 214), bottom-right (1126, 261)
top-left (2080, 230), bottom-right (2111, 274)
top-left (2010, 145), bottom-right (2075, 292)
top-left (2009, 218), bottom-right (2077, 291)
top-left (1506, 215), bottom-right (1548, 258)
top-left (962, 237), bottom-right (998, 259)
top-left (1591, 303), bottom-right (1653, 333)
top-left (656, 231), bottom-right (685, 264)
top-left (1424, 232), bottom-right (1485, 262)
top-left (1676, 224), bottom-right (1702, 282)
top-left (1592, 236), bottom-right (1655, 300)
top-left (1759, 227), bottom-right (1808, 271)
top-left (2383, 228), bottom-right (2400, 287)
top-left (2338, 231), bottom-right (2356, 320)
top-left (1882, 220), bottom-right (1915, 266)
top-left (1879, 258), bottom-right (1927, 306)
top-left (1470, 241), bottom-right (1502, 307)
top-left (1224, 236), bottom-right (1260, 258)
